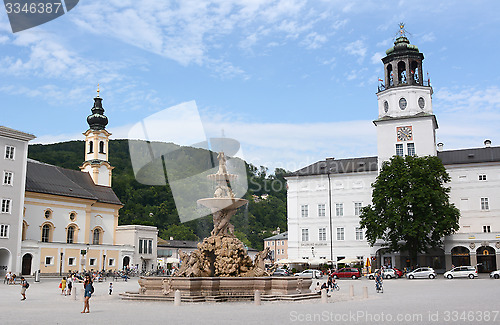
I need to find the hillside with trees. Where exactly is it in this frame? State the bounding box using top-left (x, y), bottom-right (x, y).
top-left (28, 140), bottom-right (288, 250)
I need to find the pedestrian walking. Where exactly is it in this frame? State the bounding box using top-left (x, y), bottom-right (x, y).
top-left (81, 276), bottom-right (93, 313)
top-left (61, 277), bottom-right (67, 295)
top-left (19, 276), bottom-right (29, 300)
top-left (67, 276), bottom-right (73, 296)
top-left (109, 282), bottom-right (113, 295)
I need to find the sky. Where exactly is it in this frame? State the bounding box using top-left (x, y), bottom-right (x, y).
top-left (1, 0), bottom-right (500, 172)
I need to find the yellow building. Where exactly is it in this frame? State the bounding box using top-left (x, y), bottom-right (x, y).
top-left (19, 91), bottom-right (153, 275)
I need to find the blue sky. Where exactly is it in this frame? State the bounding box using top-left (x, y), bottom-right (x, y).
top-left (1, 0), bottom-right (500, 171)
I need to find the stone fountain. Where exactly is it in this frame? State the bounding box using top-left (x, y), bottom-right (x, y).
top-left (122, 152), bottom-right (314, 302)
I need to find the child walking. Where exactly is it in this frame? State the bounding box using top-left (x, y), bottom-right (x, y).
top-left (109, 282), bottom-right (113, 295)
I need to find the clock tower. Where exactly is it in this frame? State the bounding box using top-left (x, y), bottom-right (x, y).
top-left (374, 24), bottom-right (438, 169)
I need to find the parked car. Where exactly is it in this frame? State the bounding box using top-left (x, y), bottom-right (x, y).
top-left (294, 269), bottom-right (322, 279)
top-left (490, 270), bottom-right (500, 279)
top-left (367, 268), bottom-right (397, 279)
top-left (444, 266), bottom-right (477, 279)
top-left (330, 268), bottom-right (362, 279)
top-left (393, 267), bottom-right (404, 278)
top-left (272, 269), bottom-right (290, 276)
top-left (405, 267), bottom-right (436, 279)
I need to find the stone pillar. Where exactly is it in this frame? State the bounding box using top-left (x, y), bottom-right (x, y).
top-left (321, 289), bottom-right (328, 304)
top-left (363, 286), bottom-right (368, 299)
top-left (445, 254), bottom-right (452, 271)
top-left (254, 290), bottom-right (261, 305)
top-left (349, 285), bottom-right (354, 299)
top-left (496, 253), bottom-right (500, 270)
top-left (470, 253), bottom-right (477, 267)
top-left (174, 290), bottom-right (181, 306)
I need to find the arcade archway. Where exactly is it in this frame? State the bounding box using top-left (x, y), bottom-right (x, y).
top-left (451, 246), bottom-right (470, 267)
top-left (0, 248), bottom-right (11, 277)
top-left (476, 246), bottom-right (497, 273)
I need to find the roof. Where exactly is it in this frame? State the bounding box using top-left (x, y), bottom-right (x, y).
top-left (264, 231), bottom-right (288, 241)
top-left (25, 159), bottom-right (122, 205)
top-left (158, 239), bottom-right (200, 249)
top-left (373, 112), bottom-right (438, 128)
top-left (438, 146), bottom-right (500, 165)
top-left (287, 156), bottom-right (378, 177)
top-left (0, 126), bottom-right (36, 141)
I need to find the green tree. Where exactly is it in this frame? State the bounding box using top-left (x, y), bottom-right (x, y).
top-left (159, 224), bottom-right (200, 241)
top-left (360, 155), bottom-right (460, 264)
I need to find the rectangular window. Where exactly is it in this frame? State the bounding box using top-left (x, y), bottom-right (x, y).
top-left (139, 239), bottom-right (143, 254)
top-left (458, 175), bottom-right (467, 182)
top-left (45, 256), bottom-right (53, 265)
top-left (3, 171), bottom-right (13, 185)
top-left (335, 203), bottom-right (343, 217)
top-left (281, 241), bottom-right (284, 246)
top-left (0, 224), bottom-right (9, 238)
top-left (148, 240), bottom-right (153, 254)
top-left (479, 174), bottom-right (487, 181)
top-left (483, 225), bottom-right (491, 233)
top-left (318, 204), bottom-right (326, 217)
top-left (318, 228), bottom-right (327, 241)
top-left (396, 143), bottom-right (403, 156)
top-left (1, 199), bottom-right (11, 213)
top-left (481, 198), bottom-right (489, 210)
top-left (109, 258), bottom-right (115, 266)
top-left (68, 257), bottom-right (75, 266)
top-left (301, 205), bottom-right (309, 218)
top-left (355, 227), bottom-right (363, 240)
top-left (407, 143), bottom-right (415, 156)
top-left (89, 258), bottom-right (96, 266)
top-left (336, 227), bottom-right (344, 241)
top-left (354, 202), bottom-right (362, 216)
top-left (4, 145), bottom-right (14, 160)
top-left (301, 229), bottom-right (309, 242)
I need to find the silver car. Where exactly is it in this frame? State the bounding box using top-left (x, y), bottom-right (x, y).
top-left (490, 270), bottom-right (500, 279)
top-left (406, 267), bottom-right (436, 279)
top-left (444, 266), bottom-right (477, 279)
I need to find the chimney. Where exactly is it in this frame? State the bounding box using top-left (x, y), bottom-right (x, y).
top-left (437, 143), bottom-right (444, 152)
top-left (484, 139), bottom-right (491, 148)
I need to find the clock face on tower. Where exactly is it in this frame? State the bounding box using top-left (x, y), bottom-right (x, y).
top-left (397, 126), bottom-right (413, 141)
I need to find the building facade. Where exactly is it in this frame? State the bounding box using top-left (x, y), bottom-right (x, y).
top-left (0, 126), bottom-right (36, 276)
top-left (264, 231), bottom-right (288, 262)
top-left (286, 33), bottom-right (500, 273)
top-left (17, 92), bottom-right (156, 275)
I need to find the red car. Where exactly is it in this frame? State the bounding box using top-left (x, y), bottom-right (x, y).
top-left (330, 268), bottom-right (362, 279)
top-left (393, 267), bottom-right (403, 278)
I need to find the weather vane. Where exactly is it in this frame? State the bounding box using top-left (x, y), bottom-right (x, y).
top-left (395, 22), bottom-right (411, 39)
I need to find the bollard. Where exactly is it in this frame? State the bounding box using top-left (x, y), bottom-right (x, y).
top-left (321, 288), bottom-right (328, 304)
top-left (254, 290), bottom-right (261, 305)
top-left (73, 286), bottom-right (77, 300)
top-left (349, 284), bottom-right (354, 299)
top-left (363, 286), bottom-right (368, 299)
top-left (174, 289), bottom-right (181, 306)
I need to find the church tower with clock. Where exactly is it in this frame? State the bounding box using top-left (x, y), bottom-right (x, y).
top-left (374, 24), bottom-right (438, 168)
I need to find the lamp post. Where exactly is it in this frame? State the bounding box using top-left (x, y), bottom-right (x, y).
top-left (327, 169), bottom-right (333, 262)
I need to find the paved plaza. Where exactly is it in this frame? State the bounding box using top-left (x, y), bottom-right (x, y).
top-left (0, 275), bottom-right (499, 324)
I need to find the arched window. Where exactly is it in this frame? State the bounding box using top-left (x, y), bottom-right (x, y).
top-left (88, 141), bottom-right (94, 153)
top-left (22, 221), bottom-right (28, 241)
top-left (398, 61), bottom-right (406, 84)
top-left (41, 224), bottom-right (51, 242)
top-left (99, 141), bottom-right (105, 154)
top-left (410, 60), bottom-right (419, 84)
top-left (67, 226), bottom-right (75, 243)
top-left (44, 209), bottom-right (52, 219)
top-left (93, 228), bottom-right (101, 245)
top-left (386, 64), bottom-right (393, 86)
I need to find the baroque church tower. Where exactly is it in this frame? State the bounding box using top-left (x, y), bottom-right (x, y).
top-left (80, 87), bottom-right (113, 186)
top-left (374, 24), bottom-right (438, 168)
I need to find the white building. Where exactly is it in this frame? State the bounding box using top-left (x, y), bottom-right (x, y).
top-left (286, 33), bottom-right (500, 273)
top-left (115, 225), bottom-right (158, 272)
top-left (0, 126), bottom-right (35, 276)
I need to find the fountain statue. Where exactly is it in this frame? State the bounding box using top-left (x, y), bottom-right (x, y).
top-left (127, 152), bottom-right (314, 302)
top-left (177, 151), bottom-right (269, 277)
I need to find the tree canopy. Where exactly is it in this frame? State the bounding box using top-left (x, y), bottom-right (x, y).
top-left (359, 155), bottom-right (460, 260)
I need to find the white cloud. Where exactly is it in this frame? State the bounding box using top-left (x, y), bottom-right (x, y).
top-left (419, 32), bottom-right (436, 43)
top-left (371, 52), bottom-right (384, 65)
top-left (344, 39), bottom-right (367, 63)
top-left (301, 32), bottom-right (327, 50)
